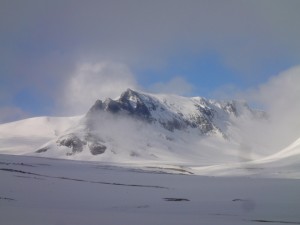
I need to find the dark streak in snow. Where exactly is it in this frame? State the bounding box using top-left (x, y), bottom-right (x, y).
top-left (0, 196), bottom-right (15, 201)
top-left (164, 198), bottom-right (190, 202)
top-left (0, 161), bottom-right (35, 167)
top-left (0, 168), bottom-right (168, 189)
top-left (251, 220), bottom-right (300, 224)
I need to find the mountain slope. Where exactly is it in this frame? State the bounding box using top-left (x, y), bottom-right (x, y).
top-left (255, 137), bottom-right (300, 165)
top-left (190, 137), bottom-right (300, 178)
top-left (1, 89), bottom-right (300, 178)
top-left (87, 89), bottom-right (265, 135)
top-left (29, 89), bottom-right (266, 164)
top-left (0, 116), bottom-right (81, 154)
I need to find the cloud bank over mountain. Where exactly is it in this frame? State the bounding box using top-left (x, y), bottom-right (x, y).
top-left (60, 62), bottom-right (138, 114)
top-left (246, 66), bottom-right (300, 150)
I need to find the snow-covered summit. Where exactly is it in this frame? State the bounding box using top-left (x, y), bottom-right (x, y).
top-left (2, 88), bottom-right (300, 178)
top-left (87, 88), bottom-right (264, 135)
top-left (23, 89), bottom-right (267, 163)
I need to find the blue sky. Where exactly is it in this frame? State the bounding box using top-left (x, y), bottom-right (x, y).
top-left (1, 0), bottom-right (300, 122)
top-left (137, 52), bottom-right (291, 97)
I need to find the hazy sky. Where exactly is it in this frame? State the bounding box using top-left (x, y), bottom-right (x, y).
top-left (1, 0), bottom-right (300, 122)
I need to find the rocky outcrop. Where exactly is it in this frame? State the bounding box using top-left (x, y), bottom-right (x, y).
top-left (88, 142), bottom-right (106, 155)
top-left (57, 134), bottom-right (85, 155)
top-left (35, 147), bottom-right (49, 153)
top-left (55, 133), bottom-right (107, 156)
top-left (87, 89), bottom-right (152, 121)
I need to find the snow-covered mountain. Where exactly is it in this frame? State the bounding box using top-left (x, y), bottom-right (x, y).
top-left (87, 88), bottom-right (264, 135)
top-left (1, 89), bottom-right (300, 224)
top-left (23, 89), bottom-right (265, 164)
top-left (1, 88), bottom-right (300, 177)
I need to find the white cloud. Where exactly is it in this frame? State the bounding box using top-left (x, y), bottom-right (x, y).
top-left (251, 66), bottom-right (300, 147)
top-left (233, 65), bottom-right (300, 155)
top-left (252, 66), bottom-right (300, 110)
top-left (60, 62), bottom-right (138, 115)
top-left (150, 76), bottom-right (194, 96)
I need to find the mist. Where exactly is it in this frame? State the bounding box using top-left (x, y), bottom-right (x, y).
top-left (83, 110), bottom-right (168, 161)
top-left (66, 64), bottom-right (300, 159)
top-left (59, 62), bottom-right (139, 115)
top-left (231, 65), bottom-right (300, 156)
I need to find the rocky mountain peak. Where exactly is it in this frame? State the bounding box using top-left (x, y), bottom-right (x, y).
top-left (85, 89), bottom-right (263, 135)
top-left (34, 89), bottom-right (267, 159)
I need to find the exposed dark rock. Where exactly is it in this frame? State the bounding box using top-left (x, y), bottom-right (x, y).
top-left (222, 102), bottom-right (238, 116)
top-left (105, 98), bottom-right (122, 113)
top-left (117, 89), bottom-right (152, 119)
top-left (89, 142), bottom-right (106, 155)
top-left (57, 134), bottom-right (85, 155)
top-left (87, 99), bottom-right (104, 114)
top-left (189, 114), bottom-right (214, 133)
top-left (159, 118), bottom-right (186, 132)
top-left (35, 147), bottom-right (49, 153)
top-left (86, 89), bottom-right (152, 121)
top-left (84, 133), bottom-right (107, 155)
top-left (195, 104), bottom-right (214, 120)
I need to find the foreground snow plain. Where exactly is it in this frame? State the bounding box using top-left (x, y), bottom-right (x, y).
top-left (1, 154), bottom-right (300, 225)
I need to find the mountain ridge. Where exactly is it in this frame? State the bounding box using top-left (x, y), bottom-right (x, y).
top-left (30, 89), bottom-right (267, 163)
top-left (87, 88), bottom-right (266, 134)
top-left (1, 88), bottom-right (300, 178)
